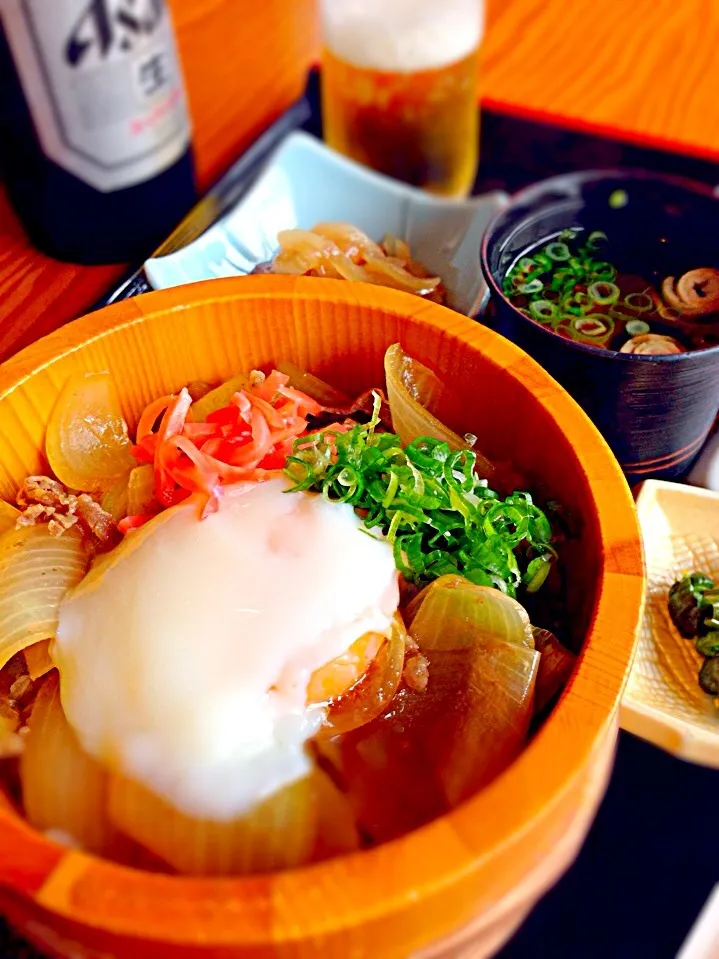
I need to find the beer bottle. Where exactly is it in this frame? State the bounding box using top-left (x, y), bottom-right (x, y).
top-left (0, 0), bottom-right (196, 265)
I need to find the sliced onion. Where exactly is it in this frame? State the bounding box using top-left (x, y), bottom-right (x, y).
top-left (312, 222), bottom-right (384, 260)
top-left (532, 627), bottom-right (577, 714)
top-left (21, 672), bottom-right (116, 854)
top-left (109, 770), bottom-right (322, 876)
top-left (0, 501), bottom-right (20, 536)
top-left (273, 230), bottom-right (333, 275)
top-left (381, 234), bottom-right (411, 259)
top-left (364, 256), bottom-right (440, 295)
top-left (100, 473), bottom-right (130, 523)
top-left (190, 371), bottom-right (253, 422)
top-left (277, 228), bottom-right (334, 255)
top-left (307, 630), bottom-right (386, 705)
top-left (310, 768), bottom-right (360, 861)
top-left (384, 344), bottom-right (493, 478)
top-left (272, 248), bottom-right (323, 275)
top-left (45, 372), bottom-right (136, 493)
top-left (276, 360), bottom-right (351, 407)
top-left (127, 464), bottom-right (157, 516)
top-left (405, 576), bottom-right (538, 803)
top-left (0, 524), bottom-right (89, 671)
top-left (317, 616), bottom-right (407, 738)
top-left (328, 253), bottom-right (372, 283)
top-left (24, 640), bottom-right (54, 681)
top-left (406, 574), bottom-right (535, 649)
top-left (0, 698), bottom-right (22, 759)
top-left (323, 577), bottom-right (539, 842)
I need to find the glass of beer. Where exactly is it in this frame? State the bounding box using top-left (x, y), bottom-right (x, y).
top-left (320, 0), bottom-right (483, 198)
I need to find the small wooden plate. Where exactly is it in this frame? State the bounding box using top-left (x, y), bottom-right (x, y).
top-left (621, 480), bottom-right (719, 766)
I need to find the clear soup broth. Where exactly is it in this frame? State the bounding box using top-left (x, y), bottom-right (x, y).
top-left (504, 228), bottom-right (719, 355)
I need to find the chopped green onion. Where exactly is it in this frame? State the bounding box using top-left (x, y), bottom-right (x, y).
top-left (285, 414), bottom-right (555, 594)
top-left (518, 257), bottom-right (538, 272)
top-left (609, 189), bottom-right (628, 208)
top-left (533, 252), bottom-right (553, 271)
top-left (523, 555), bottom-right (552, 592)
top-left (574, 314), bottom-right (614, 337)
top-left (588, 281), bottom-right (619, 305)
top-left (545, 241), bottom-right (571, 261)
top-left (562, 291), bottom-right (594, 315)
top-left (586, 230), bottom-right (608, 249)
top-left (626, 319), bottom-right (650, 336)
top-left (519, 278), bottom-right (544, 294)
top-left (530, 299), bottom-right (558, 321)
top-left (624, 291), bottom-right (654, 313)
top-left (589, 261), bottom-right (617, 280)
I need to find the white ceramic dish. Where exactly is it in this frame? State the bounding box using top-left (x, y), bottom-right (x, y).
top-left (688, 429), bottom-right (719, 491)
top-left (620, 480), bottom-right (719, 766)
top-left (144, 131), bottom-right (508, 317)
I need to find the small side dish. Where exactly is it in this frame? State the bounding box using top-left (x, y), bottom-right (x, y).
top-left (668, 573), bottom-right (719, 695)
top-left (622, 480), bottom-right (719, 768)
top-left (504, 229), bottom-right (719, 354)
top-left (0, 344), bottom-right (576, 876)
top-left (254, 222), bottom-right (447, 303)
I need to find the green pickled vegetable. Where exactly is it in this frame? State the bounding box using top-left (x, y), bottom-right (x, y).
top-left (668, 573), bottom-right (719, 699)
top-left (698, 657), bottom-right (719, 696)
top-left (703, 587), bottom-right (719, 631)
top-left (695, 632), bottom-right (719, 658)
top-left (668, 572), bottom-right (715, 638)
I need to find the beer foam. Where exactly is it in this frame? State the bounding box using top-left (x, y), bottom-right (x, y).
top-left (321, 0), bottom-right (483, 73)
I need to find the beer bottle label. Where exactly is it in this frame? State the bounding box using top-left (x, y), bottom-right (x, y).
top-left (0, 0), bottom-right (191, 193)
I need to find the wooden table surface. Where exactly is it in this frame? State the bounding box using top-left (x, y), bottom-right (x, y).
top-left (1, 0), bottom-right (718, 361)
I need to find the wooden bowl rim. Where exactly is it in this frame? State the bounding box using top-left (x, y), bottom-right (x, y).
top-left (0, 277), bottom-right (646, 944)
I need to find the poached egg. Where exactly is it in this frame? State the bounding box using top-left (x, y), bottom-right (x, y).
top-left (54, 479), bottom-right (399, 820)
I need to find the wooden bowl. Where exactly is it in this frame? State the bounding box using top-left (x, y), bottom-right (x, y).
top-left (0, 277), bottom-right (644, 959)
